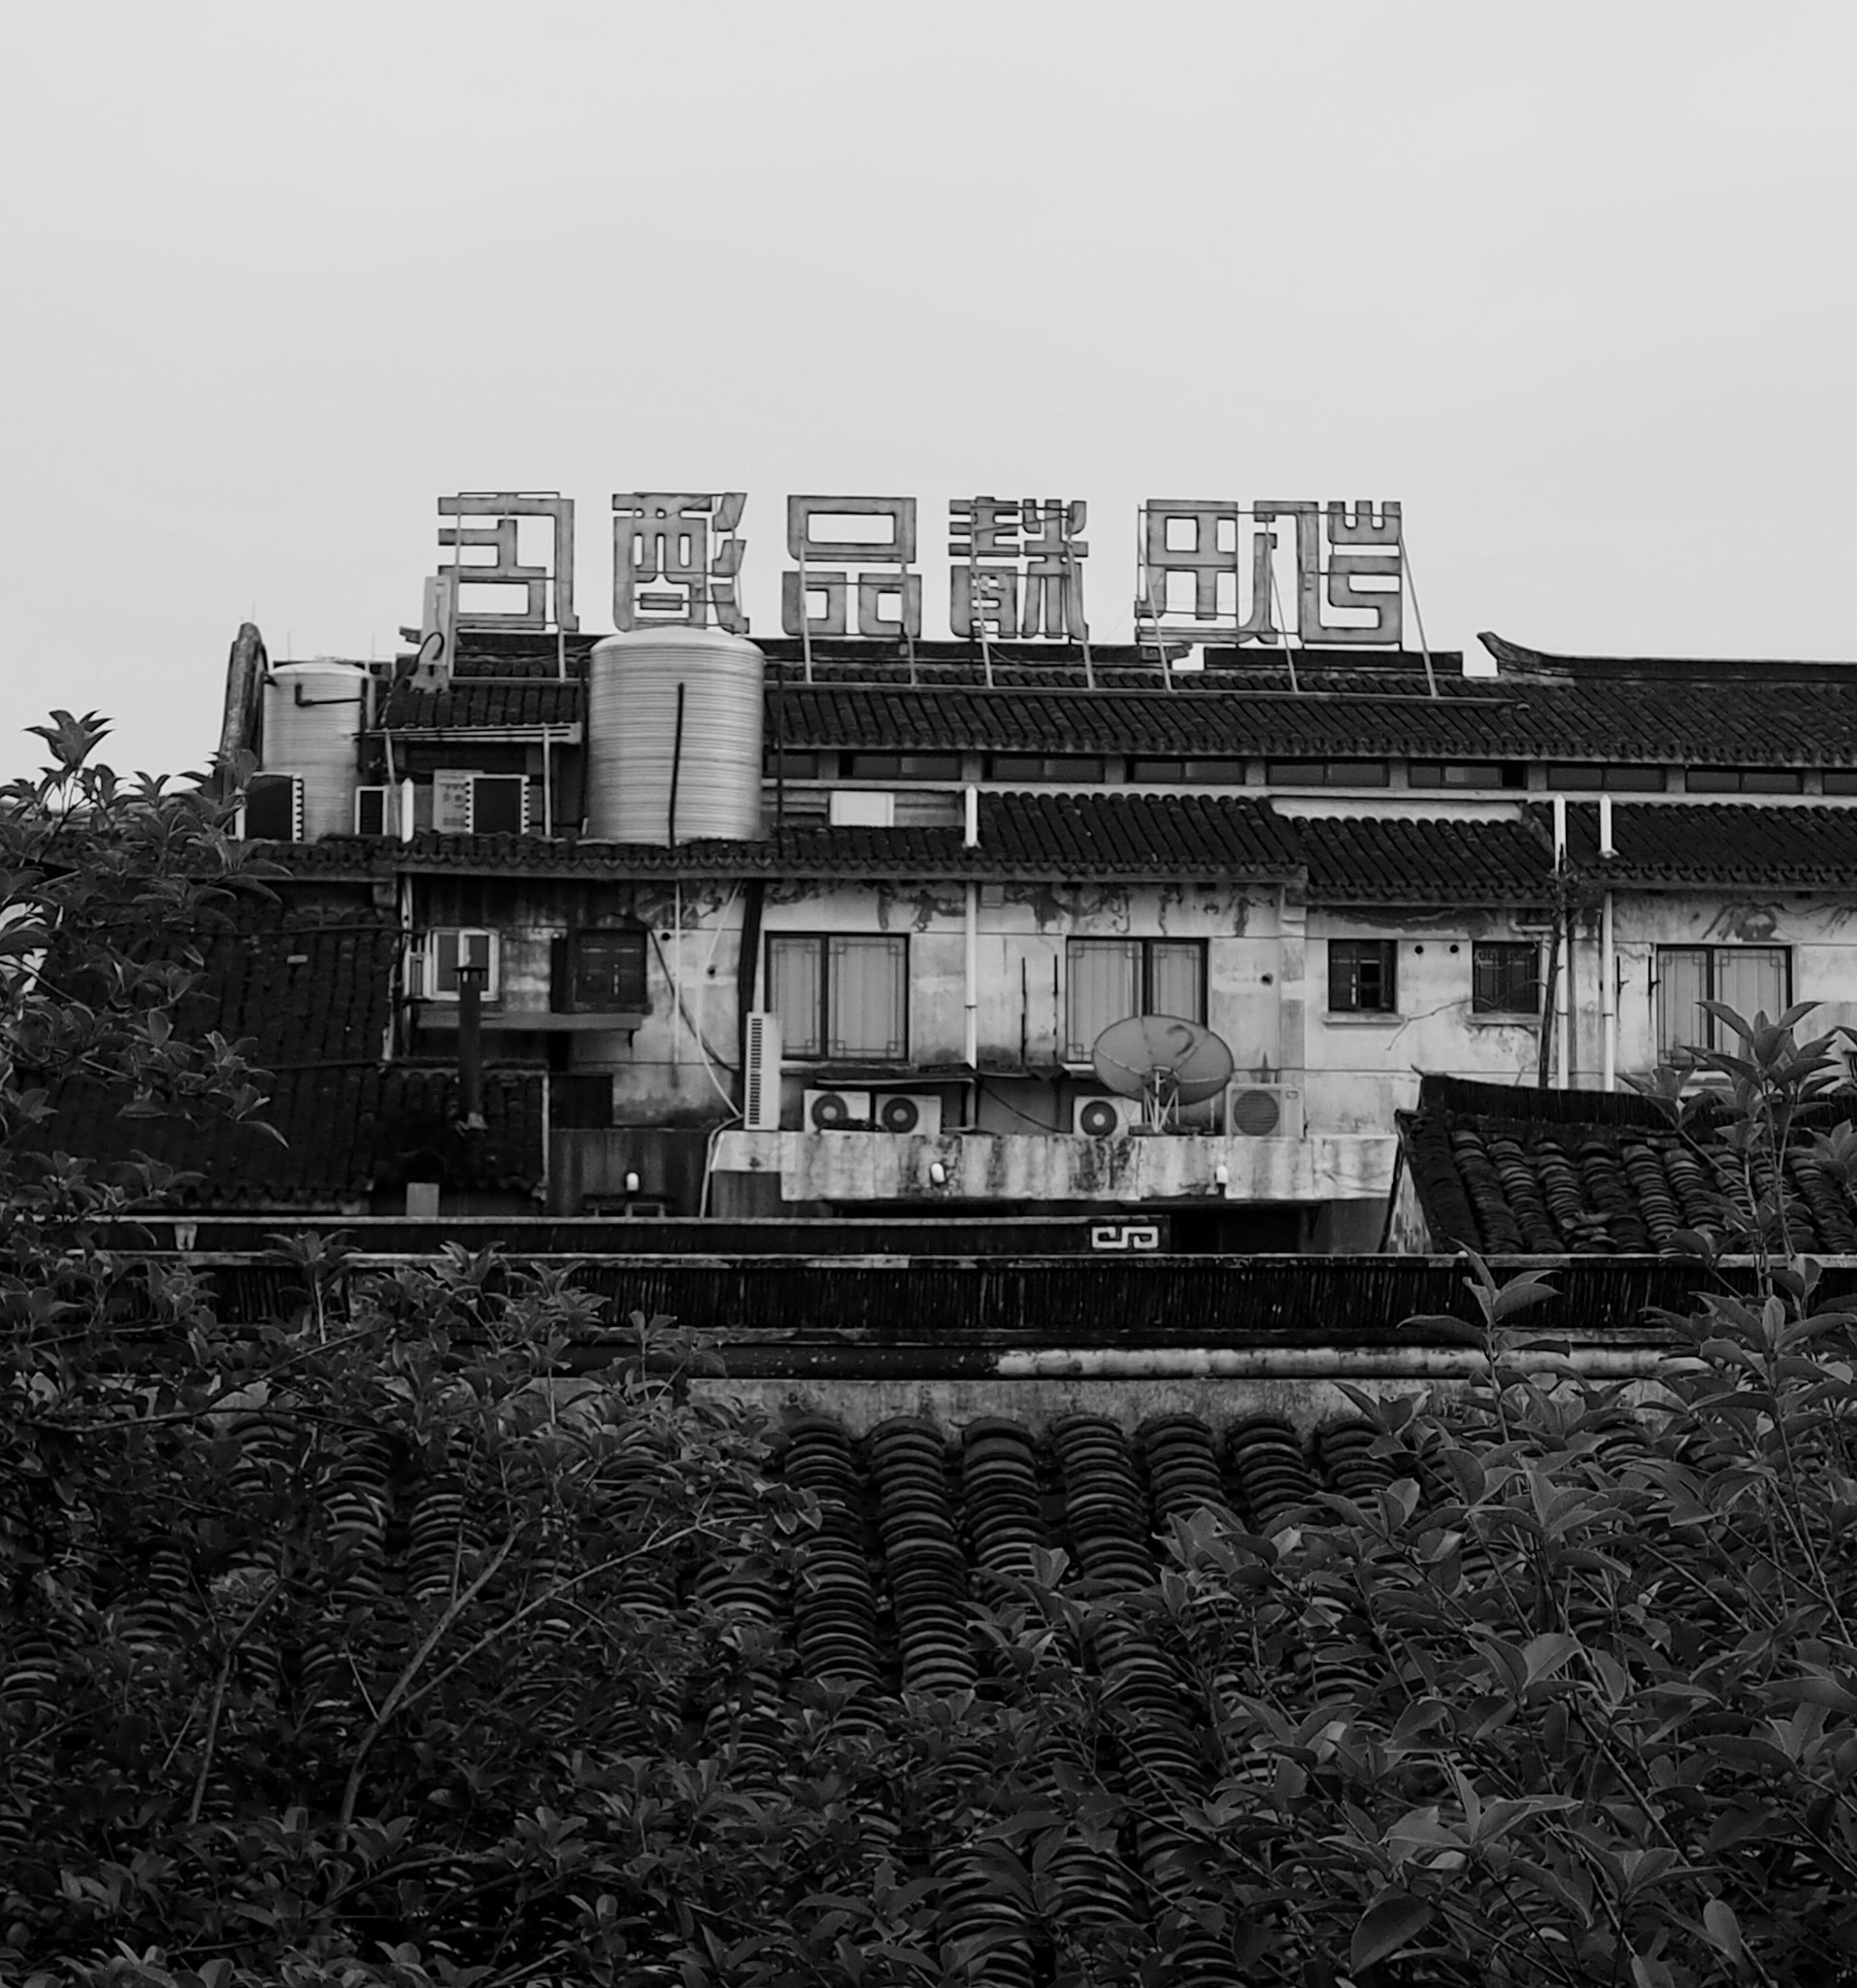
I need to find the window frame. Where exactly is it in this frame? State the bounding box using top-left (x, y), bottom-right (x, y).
top-left (1064, 937), bottom-right (1208, 1061)
top-left (766, 932), bottom-right (911, 1063)
top-left (1327, 939), bottom-right (1398, 1015)
top-left (986, 753), bottom-right (1108, 783)
top-left (1129, 756), bottom-right (1249, 785)
top-left (555, 927), bottom-right (649, 1015)
top-left (1265, 759), bottom-right (1391, 788)
top-left (1545, 764), bottom-right (1669, 793)
top-left (419, 927), bottom-right (499, 1001)
top-left (1684, 767), bottom-right (1804, 795)
top-left (1471, 940), bottom-right (1542, 1017)
top-left (1655, 944), bottom-right (1793, 1057)
top-left (243, 774), bottom-right (304, 842)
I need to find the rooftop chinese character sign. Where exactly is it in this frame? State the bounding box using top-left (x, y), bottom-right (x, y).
top-left (423, 489), bottom-right (1412, 651)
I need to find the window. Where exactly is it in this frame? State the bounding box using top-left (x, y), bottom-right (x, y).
top-left (419, 929), bottom-right (498, 1000)
top-left (768, 934), bottom-right (908, 1060)
top-left (1065, 939), bottom-right (1206, 1060)
top-left (1409, 762), bottom-right (1525, 790)
top-left (1684, 768), bottom-right (1804, 794)
top-left (846, 752), bottom-right (963, 780)
top-left (1545, 764), bottom-right (1668, 792)
top-left (1825, 771), bottom-right (1857, 795)
top-left (554, 929), bottom-right (648, 1014)
top-left (770, 751), bottom-right (821, 779)
top-left (1657, 945), bottom-right (1790, 1056)
top-left (1265, 760), bottom-right (1390, 787)
top-left (1329, 940), bottom-right (1396, 1014)
top-left (433, 771), bottom-right (529, 834)
top-left (1473, 941), bottom-right (1542, 1015)
top-left (1129, 757), bottom-right (1248, 784)
top-left (987, 754), bottom-right (1106, 782)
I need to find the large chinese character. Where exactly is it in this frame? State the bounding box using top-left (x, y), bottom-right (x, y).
top-left (1310, 500), bottom-right (1403, 646)
top-left (949, 497), bottom-right (1087, 640)
top-left (612, 493), bottom-right (747, 633)
top-left (1136, 500), bottom-right (1278, 644)
top-left (437, 493), bottom-right (577, 631)
top-left (781, 496), bottom-right (921, 639)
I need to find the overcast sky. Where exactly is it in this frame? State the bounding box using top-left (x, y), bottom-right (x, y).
top-left (3, 3), bottom-right (1851, 778)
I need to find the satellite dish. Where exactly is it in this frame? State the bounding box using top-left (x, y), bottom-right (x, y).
top-left (1091, 1014), bottom-right (1235, 1125)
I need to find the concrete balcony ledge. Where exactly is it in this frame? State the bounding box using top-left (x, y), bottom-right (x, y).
top-left (712, 1128), bottom-right (1396, 1205)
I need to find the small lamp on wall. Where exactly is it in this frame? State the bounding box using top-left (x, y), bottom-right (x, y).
top-left (928, 1160), bottom-right (948, 1187)
top-left (1213, 1163), bottom-right (1230, 1189)
top-left (623, 1170), bottom-right (642, 1195)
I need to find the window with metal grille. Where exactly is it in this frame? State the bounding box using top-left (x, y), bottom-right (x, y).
top-left (1329, 940), bottom-right (1397, 1013)
top-left (767, 934), bottom-right (909, 1060)
top-left (1065, 939), bottom-right (1206, 1060)
top-left (1656, 945), bottom-right (1790, 1056)
top-left (1472, 941), bottom-right (1542, 1015)
top-left (1546, 764), bottom-right (1668, 792)
top-left (553, 929), bottom-right (648, 1013)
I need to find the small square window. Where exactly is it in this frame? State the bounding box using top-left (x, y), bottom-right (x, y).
top-left (1329, 940), bottom-right (1396, 1013)
top-left (555, 929), bottom-right (648, 1013)
top-left (424, 929), bottom-right (498, 1000)
top-left (1473, 941), bottom-right (1542, 1015)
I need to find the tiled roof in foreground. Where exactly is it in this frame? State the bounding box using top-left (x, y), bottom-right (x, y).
top-left (41, 911), bottom-right (545, 1207)
top-left (1399, 1074), bottom-right (1857, 1255)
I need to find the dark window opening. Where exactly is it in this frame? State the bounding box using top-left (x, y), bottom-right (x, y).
top-left (553, 928), bottom-right (649, 1014)
top-left (1408, 762), bottom-right (1526, 790)
top-left (771, 751), bottom-right (821, 779)
top-left (1685, 767), bottom-right (1804, 794)
top-left (1329, 939), bottom-right (1397, 1013)
top-left (987, 754), bottom-right (1106, 782)
top-left (1472, 941), bottom-right (1542, 1015)
top-left (1546, 764), bottom-right (1668, 792)
top-left (244, 776), bottom-right (301, 841)
top-left (1129, 757), bottom-right (1248, 784)
top-left (846, 752), bottom-right (963, 780)
top-left (1266, 759), bottom-right (1390, 787)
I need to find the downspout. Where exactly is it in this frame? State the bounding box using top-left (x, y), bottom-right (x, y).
top-left (735, 879), bottom-right (767, 1111)
top-left (963, 786), bottom-right (979, 1073)
top-left (1552, 795), bottom-right (1571, 1087)
top-left (1599, 794), bottom-right (1616, 1091)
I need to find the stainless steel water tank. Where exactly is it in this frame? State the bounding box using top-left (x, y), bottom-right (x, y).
top-left (585, 627), bottom-right (765, 844)
top-left (260, 660), bottom-right (368, 840)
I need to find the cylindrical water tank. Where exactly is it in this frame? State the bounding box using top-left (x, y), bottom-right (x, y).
top-left (260, 661), bottom-right (368, 841)
top-left (585, 626), bottom-right (765, 844)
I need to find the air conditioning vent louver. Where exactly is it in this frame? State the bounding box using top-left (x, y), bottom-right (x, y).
top-left (1228, 1087), bottom-right (1282, 1137)
top-left (743, 1011), bottom-right (782, 1131)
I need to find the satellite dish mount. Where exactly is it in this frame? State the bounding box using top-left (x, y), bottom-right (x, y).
top-left (1090, 1014), bottom-right (1236, 1131)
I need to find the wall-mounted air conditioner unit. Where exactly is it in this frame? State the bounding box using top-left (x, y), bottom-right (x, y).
top-left (1224, 1082), bottom-right (1304, 1139)
top-left (743, 1011), bottom-right (782, 1131)
top-left (872, 1091), bottom-right (942, 1135)
top-left (804, 1087), bottom-right (872, 1129)
top-left (241, 774), bottom-right (304, 843)
top-left (434, 770), bottom-right (530, 835)
top-left (355, 785), bottom-right (391, 836)
top-left (1072, 1095), bottom-right (1141, 1138)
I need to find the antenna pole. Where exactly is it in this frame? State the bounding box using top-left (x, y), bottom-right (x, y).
top-left (1398, 518), bottom-right (1440, 699)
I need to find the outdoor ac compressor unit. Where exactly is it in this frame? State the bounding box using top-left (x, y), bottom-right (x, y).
top-left (1072, 1095), bottom-right (1141, 1138)
top-left (872, 1092), bottom-right (942, 1135)
top-left (804, 1088), bottom-right (872, 1130)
